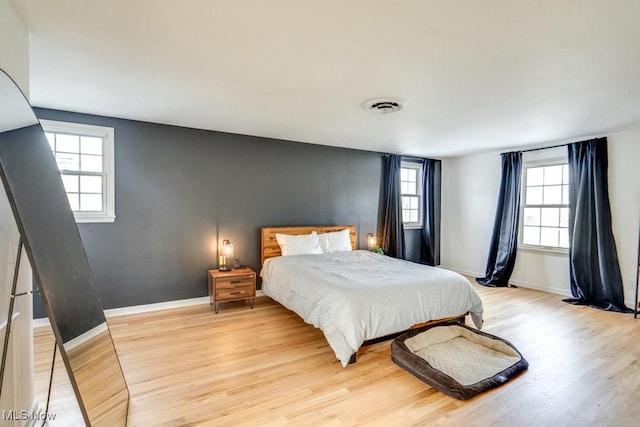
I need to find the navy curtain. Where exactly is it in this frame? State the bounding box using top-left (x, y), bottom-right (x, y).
top-left (563, 138), bottom-right (631, 312)
top-left (477, 151), bottom-right (522, 287)
top-left (378, 154), bottom-right (405, 259)
top-left (420, 158), bottom-right (441, 266)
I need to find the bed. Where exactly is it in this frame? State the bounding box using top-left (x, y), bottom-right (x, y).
top-left (259, 225), bottom-right (484, 367)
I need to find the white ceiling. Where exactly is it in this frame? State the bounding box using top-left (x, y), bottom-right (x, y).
top-left (11, 0), bottom-right (640, 158)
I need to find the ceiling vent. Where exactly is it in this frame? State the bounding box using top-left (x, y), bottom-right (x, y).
top-left (363, 98), bottom-right (406, 114)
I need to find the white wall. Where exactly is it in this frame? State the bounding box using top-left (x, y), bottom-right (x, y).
top-left (441, 150), bottom-right (500, 278)
top-left (0, 0), bottom-right (29, 97)
top-left (442, 128), bottom-right (640, 308)
top-left (608, 129), bottom-right (640, 305)
top-left (0, 0), bottom-right (35, 420)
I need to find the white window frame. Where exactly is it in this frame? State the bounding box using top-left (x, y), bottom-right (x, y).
top-left (519, 156), bottom-right (569, 254)
top-left (40, 119), bottom-right (116, 223)
top-left (400, 161), bottom-right (423, 229)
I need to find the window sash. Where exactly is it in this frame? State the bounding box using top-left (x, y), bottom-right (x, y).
top-left (400, 162), bottom-right (423, 227)
top-left (520, 162), bottom-right (569, 251)
top-left (40, 119), bottom-right (116, 223)
top-left (61, 171), bottom-right (107, 214)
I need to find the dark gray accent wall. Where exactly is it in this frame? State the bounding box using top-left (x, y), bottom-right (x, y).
top-left (33, 108), bottom-right (382, 316)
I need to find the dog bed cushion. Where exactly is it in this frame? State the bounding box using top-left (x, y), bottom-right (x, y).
top-left (392, 324), bottom-right (528, 400)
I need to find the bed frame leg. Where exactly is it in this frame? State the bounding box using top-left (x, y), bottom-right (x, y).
top-left (348, 353), bottom-right (357, 364)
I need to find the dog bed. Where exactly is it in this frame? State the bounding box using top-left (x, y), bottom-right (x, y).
top-left (392, 324), bottom-right (528, 400)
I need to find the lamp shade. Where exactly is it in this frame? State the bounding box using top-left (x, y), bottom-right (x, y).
top-left (219, 239), bottom-right (234, 271)
top-left (367, 233), bottom-right (376, 250)
top-left (222, 239), bottom-right (234, 258)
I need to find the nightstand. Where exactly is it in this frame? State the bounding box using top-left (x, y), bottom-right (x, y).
top-left (207, 267), bottom-right (256, 313)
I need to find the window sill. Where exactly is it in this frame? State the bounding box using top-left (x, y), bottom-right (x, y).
top-left (518, 245), bottom-right (568, 257)
top-left (74, 214), bottom-right (116, 224)
top-left (403, 224), bottom-right (423, 230)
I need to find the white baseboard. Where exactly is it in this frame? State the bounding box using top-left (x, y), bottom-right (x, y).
top-left (508, 278), bottom-right (571, 297)
top-left (104, 296), bottom-right (210, 318)
top-left (31, 317), bottom-right (49, 328)
top-left (34, 290), bottom-right (267, 325)
top-left (442, 265), bottom-right (570, 297)
top-left (440, 266), bottom-right (483, 280)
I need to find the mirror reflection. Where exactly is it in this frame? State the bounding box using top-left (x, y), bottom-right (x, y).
top-left (0, 69), bottom-right (129, 426)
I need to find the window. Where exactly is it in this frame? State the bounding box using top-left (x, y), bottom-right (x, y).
top-left (41, 120), bottom-right (116, 223)
top-left (401, 162), bottom-right (423, 228)
top-left (521, 162), bottom-right (569, 251)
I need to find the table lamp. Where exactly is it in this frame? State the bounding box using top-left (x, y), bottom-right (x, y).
top-left (219, 239), bottom-right (234, 271)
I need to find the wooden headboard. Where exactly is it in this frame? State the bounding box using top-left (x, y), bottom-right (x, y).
top-left (261, 225), bottom-right (357, 265)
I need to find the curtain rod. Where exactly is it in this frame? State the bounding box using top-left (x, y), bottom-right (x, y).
top-left (502, 142), bottom-right (568, 155)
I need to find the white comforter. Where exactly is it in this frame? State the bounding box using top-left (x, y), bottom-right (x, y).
top-left (260, 250), bottom-right (483, 367)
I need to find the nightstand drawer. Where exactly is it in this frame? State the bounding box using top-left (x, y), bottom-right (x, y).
top-left (216, 276), bottom-right (254, 290)
top-left (215, 285), bottom-right (255, 301)
top-left (208, 267), bottom-right (257, 313)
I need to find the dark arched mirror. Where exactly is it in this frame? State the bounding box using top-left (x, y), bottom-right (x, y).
top-left (0, 68), bottom-right (128, 426)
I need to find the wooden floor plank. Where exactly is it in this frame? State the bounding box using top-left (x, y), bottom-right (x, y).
top-left (33, 279), bottom-right (640, 426)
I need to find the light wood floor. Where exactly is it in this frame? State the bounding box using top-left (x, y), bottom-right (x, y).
top-left (34, 280), bottom-right (640, 426)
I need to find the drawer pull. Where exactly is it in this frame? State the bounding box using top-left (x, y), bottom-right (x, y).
top-left (230, 291), bottom-right (242, 295)
top-left (230, 280), bottom-right (243, 284)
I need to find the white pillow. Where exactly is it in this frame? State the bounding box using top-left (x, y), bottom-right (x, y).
top-left (275, 231), bottom-right (323, 256)
top-left (318, 229), bottom-right (352, 254)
